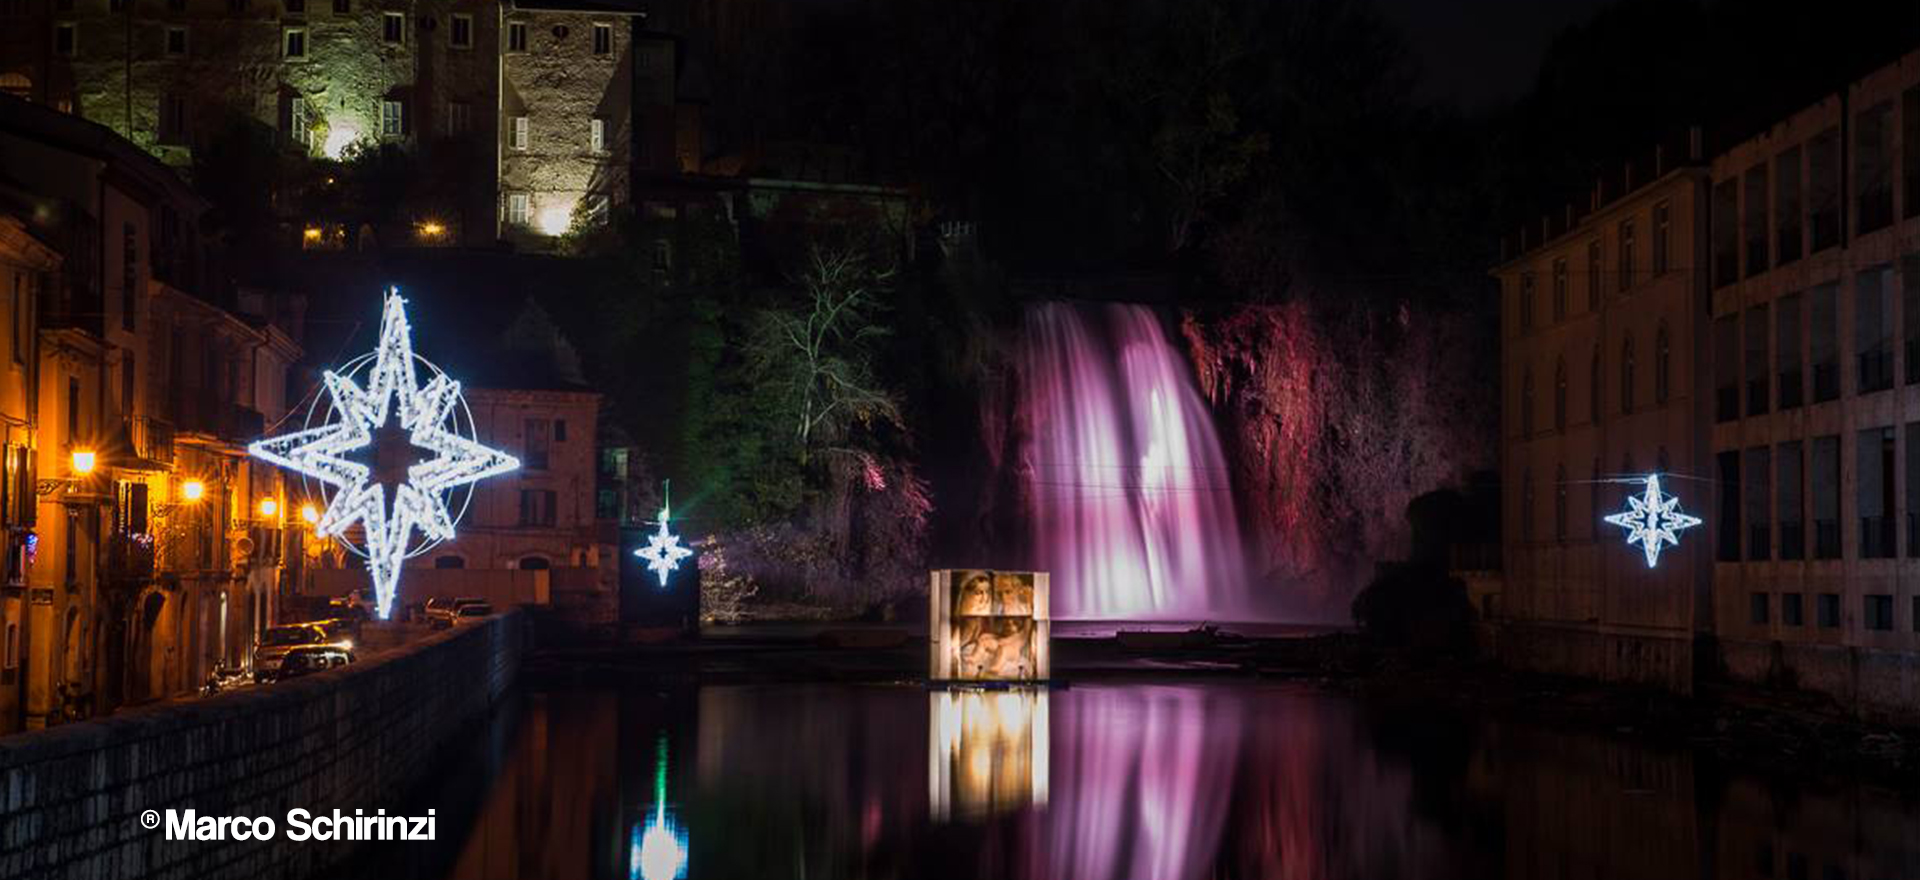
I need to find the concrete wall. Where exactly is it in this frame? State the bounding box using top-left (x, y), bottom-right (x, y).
top-left (0, 609), bottom-right (524, 880)
top-left (1722, 636), bottom-right (1920, 722)
top-left (1498, 621), bottom-right (1693, 693)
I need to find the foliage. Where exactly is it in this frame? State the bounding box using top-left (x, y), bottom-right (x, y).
top-left (1350, 562), bottom-right (1475, 653)
top-left (749, 246), bottom-right (904, 458)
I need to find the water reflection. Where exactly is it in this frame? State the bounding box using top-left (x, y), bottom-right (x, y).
top-left (423, 682), bottom-right (1920, 880)
top-left (930, 687), bottom-right (1049, 821)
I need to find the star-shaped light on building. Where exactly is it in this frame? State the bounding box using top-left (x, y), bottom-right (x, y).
top-left (249, 289), bottom-right (519, 619)
top-left (1603, 474), bottom-right (1702, 569)
top-left (635, 504), bottom-right (694, 587)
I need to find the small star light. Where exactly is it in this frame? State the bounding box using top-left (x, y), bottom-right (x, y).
top-left (635, 501), bottom-right (694, 588)
top-left (1603, 474), bottom-right (1703, 568)
top-left (249, 289), bottom-right (519, 619)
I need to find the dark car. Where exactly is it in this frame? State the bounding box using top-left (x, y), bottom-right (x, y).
top-left (274, 645), bottom-right (353, 680)
top-left (253, 624), bottom-right (330, 682)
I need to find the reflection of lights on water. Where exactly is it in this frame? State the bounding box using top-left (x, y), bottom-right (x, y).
top-left (930, 687), bottom-right (1048, 821)
top-left (630, 734), bottom-right (686, 880)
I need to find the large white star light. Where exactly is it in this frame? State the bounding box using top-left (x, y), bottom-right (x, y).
top-left (1603, 474), bottom-right (1703, 568)
top-left (635, 504), bottom-right (694, 587)
top-left (249, 289), bottom-right (519, 619)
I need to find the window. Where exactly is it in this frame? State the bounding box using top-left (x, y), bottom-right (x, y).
top-left (1714, 314), bottom-right (1738, 421)
top-left (507, 192), bottom-right (530, 226)
top-left (382, 11), bottom-right (403, 43)
top-left (1812, 435), bottom-right (1840, 559)
top-left (289, 98), bottom-right (309, 148)
top-left (519, 555), bottom-right (550, 571)
top-left (1749, 593), bottom-right (1769, 626)
top-left (1855, 101), bottom-right (1893, 234)
top-left (518, 490), bottom-right (557, 527)
top-left (1616, 219), bottom-right (1634, 292)
top-left (1779, 440), bottom-right (1804, 560)
top-left (1778, 291), bottom-right (1804, 408)
top-left (434, 555), bottom-right (465, 569)
top-left (227, 0), bottom-right (246, 13)
top-left (1743, 307), bottom-right (1766, 415)
top-left (510, 115), bottom-right (528, 150)
top-left (590, 117), bottom-right (606, 153)
top-left (159, 94), bottom-right (188, 144)
top-left (66, 376), bottom-right (78, 444)
top-left (381, 99), bottom-right (403, 137)
top-left (285, 0), bottom-right (303, 11)
top-left (1866, 595), bottom-right (1894, 631)
top-left (1520, 369), bottom-right (1533, 436)
top-left (1619, 334), bottom-right (1634, 413)
top-left (592, 22), bottom-right (611, 54)
top-left (1775, 146), bottom-right (1803, 264)
top-left (1717, 451), bottom-right (1741, 562)
top-left (9, 272), bottom-right (27, 365)
top-left (1651, 202), bottom-right (1670, 276)
top-left (121, 356), bottom-right (133, 412)
top-left (1589, 345), bottom-right (1601, 424)
top-left (1857, 265), bottom-right (1894, 393)
top-left (54, 22), bottom-right (74, 57)
top-left (1549, 463), bottom-right (1565, 542)
top-left (1816, 593), bottom-right (1840, 628)
top-left (166, 26), bottom-right (187, 55)
top-left (1654, 322), bottom-right (1672, 406)
top-left (450, 13), bottom-right (471, 48)
top-left (447, 101), bottom-right (470, 135)
top-left (652, 238), bottom-right (672, 272)
top-left (121, 222), bottom-right (136, 332)
top-left (1553, 357), bottom-right (1566, 431)
top-left (1907, 87), bottom-right (1920, 221)
top-left (1586, 240), bottom-right (1601, 309)
top-left (3, 623), bottom-right (15, 670)
top-left (283, 27), bottom-right (306, 59)
top-left (1520, 469), bottom-right (1533, 543)
top-left (1518, 273), bottom-right (1533, 330)
top-left (1783, 593), bottom-right (1804, 626)
top-left (1908, 422), bottom-right (1920, 558)
top-left (1743, 165), bottom-right (1768, 277)
top-left (554, 419), bottom-right (566, 442)
top-left (1809, 127), bottom-right (1840, 252)
top-left (507, 21), bottom-right (526, 52)
top-left (1712, 177), bottom-right (1739, 287)
top-left (524, 418), bottom-right (551, 469)
top-left (332, 0), bottom-right (348, 12)
top-left (1905, 254), bottom-right (1920, 385)
top-left (1746, 446), bottom-right (1770, 560)
top-left (1810, 283), bottom-right (1838, 402)
top-left (1914, 596), bottom-right (1920, 632)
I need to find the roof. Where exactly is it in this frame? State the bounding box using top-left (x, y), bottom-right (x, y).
top-left (0, 94), bottom-right (206, 215)
top-left (510, 0), bottom-right (645, 15)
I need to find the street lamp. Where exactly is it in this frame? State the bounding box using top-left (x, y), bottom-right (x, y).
top-left (300, 503), bottom-right (320, 525)
top-left (70, 449), bottom-right (96, 476)
top-left (258, 497), bottom-right (279, 518)
top-left (181, 480), bottom-right (206, 502)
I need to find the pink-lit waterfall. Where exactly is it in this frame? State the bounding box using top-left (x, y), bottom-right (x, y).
top-left (1020, 303), bottom-right (1250, 620)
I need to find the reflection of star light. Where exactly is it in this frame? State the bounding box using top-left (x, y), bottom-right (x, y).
top-left (631, 735), bottom-right (686, 880)
top-left (1603, 474), bottom-right (1703, 568)
top-left (249, 290), bottom-right (519, 619)
top-left (635, 505), bottom-right (694, 587)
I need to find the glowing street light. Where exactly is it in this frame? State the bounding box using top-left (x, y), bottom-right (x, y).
top-left (181, 480), bottom-right (206, 502)
top-left (69, 450), bottom-right (96, 476)
top-left (258, 497), bottom-right (279, 518)
top-left (300, 503), bottom-right (320, 525)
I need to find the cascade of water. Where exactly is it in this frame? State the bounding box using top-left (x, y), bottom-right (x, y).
top-left (1020, 302), bottom-right (1250, 620)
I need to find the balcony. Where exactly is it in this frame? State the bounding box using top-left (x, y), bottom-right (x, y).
top-left (128, 416), bottom-right (175, 466)
top-left (171, 400), bottom-right (265, 445)
top-left (106, 532), bottom-right (155, 584)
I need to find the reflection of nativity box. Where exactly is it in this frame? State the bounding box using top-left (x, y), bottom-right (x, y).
top-left (929, 570), bottom-right (1050, 681)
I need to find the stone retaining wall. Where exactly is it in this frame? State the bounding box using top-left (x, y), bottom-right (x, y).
top-left (0, 611), bottom-right (525, 880)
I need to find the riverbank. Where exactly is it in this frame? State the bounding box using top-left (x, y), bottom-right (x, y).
top-left (527, 624), bottom-right (1920, 789)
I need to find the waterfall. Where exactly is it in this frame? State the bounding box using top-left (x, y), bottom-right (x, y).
top-left (1019, 302), bottom-right (1250, 620)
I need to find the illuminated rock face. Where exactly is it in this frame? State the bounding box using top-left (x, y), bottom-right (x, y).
top-left (1017, 302), bottom-right (1250, 621)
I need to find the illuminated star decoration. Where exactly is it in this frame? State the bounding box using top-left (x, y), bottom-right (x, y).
top-left (249, 289), bottom-right (519, 619)
top-left (635, 503), bottom-right (694, 588)
top-left (1603, 474), bottom-right (1703, 568)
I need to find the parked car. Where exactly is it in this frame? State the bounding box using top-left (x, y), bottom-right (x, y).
top-left (427, 597), bottom-right (488, 629)
top-left (298, 617), bottom-right (360, 654)
top-left (274, 645), bottom-right (353, 680)
top-left (328, 589), bottom-right (374, 620)
top-left (253, 624), bottom-right (331, 682)
top-left (451, 602), bottom-right (494, 625)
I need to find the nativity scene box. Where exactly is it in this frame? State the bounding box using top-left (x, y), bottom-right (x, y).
top-left (929, 570), bottom-right (1051, 681)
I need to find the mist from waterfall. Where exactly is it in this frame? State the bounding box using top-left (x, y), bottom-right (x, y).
top-left (1019, 302), bottom-right (1251, 620)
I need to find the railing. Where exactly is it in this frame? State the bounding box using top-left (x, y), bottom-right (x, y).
top-left (129, 416), bottom-right (175, 465)
top-left (106, 532), bottom-right (156, 583)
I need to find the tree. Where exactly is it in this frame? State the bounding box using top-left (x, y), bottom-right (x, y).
top-left (751, 246), bottom-right (903, 461)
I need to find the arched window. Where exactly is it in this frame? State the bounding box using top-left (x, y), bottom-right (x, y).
top-left (1654, 322), bottom-right (1671, 404)
top-left (1620, 334), bottom-right (1636, 413)
top-left (1521, 369), bottom-right (1535, 435)
top-left (1590, 344), bottom-right (1602, 423)
top-left (518, 555), bottom-right (550, 571)
top-left (1553, 356), bottom-right (1568, 431)
top-left (433, 555), bottom-right (465, 569)
top-left (1554, 463), bottom-right (1568, 542)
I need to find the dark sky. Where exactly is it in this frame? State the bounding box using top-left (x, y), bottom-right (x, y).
top-left (1372, 0), bottom-right (1617, 108)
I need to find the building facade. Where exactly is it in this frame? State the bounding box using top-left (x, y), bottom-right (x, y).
top-left (1707, 53), bottom-right (1920, 717)
top-left (0, 0), bottom-right (639, 247)
top-left (1493, 141), bottom-right (1713, 694)
top-left (1496, 50), bottom-right (1920, 712)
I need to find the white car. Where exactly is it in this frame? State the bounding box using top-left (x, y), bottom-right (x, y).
top-left (427, 597), bottom-right (489, 629)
